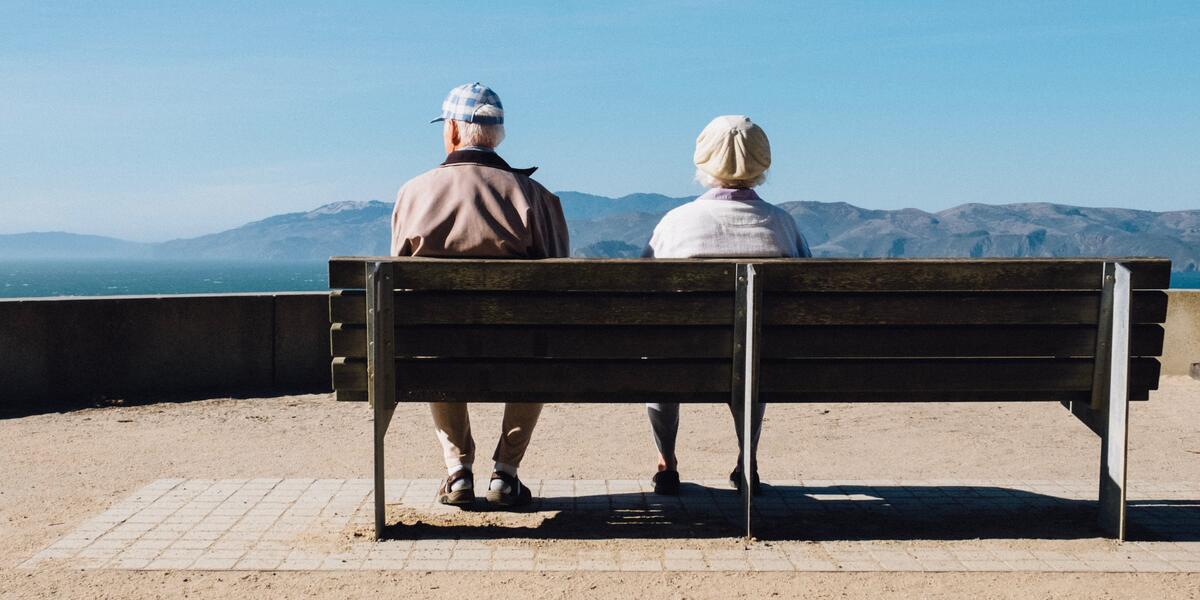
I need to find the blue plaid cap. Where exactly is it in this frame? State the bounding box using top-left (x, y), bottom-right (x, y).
top-left (431, 82), bottom-right (504, 125)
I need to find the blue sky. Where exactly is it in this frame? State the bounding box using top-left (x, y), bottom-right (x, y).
top-left (1, 2), bottom-right (1198, 241)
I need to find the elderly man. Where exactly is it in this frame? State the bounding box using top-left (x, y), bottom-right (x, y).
top-left (391, 83), bottom-right (569, 508)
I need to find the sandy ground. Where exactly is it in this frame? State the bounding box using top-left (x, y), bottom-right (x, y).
top-left (3, 376), bottom-right (1200, 599)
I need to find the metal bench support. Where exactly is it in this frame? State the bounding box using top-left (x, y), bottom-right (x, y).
top-left (732, 263), bottom-right (761, 540)
top-left (367, 261), bottom-right (397, 540)
top-left (1095, 262), bottom-right (1132, 540)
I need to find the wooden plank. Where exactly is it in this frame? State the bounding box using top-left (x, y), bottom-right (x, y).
top-left (1091, 263), bottom-right (1117, 410)
top-left (733, 263), bottom-right (761, 539)
top-left (1099, 263), bottom-right (1132, 540)
top-left (335, 358), bottom-right (729, 393)
top-left (332, 357), bottom-right (367, 390)
top-left (329, 356), bottom-right (1160, 394)
top-left (764, 291), bottom-right (1167, 325)
top-left (330, 290), bottom-right (365, 324)
top-left (331, 257), bottom-right (737, 292)
top-left (756, 259), bottom-right (1171, 291)
top-left (763, 324), bottom-right (1165, 358)
top-left (333, 289), bottom-right (1166, 327)
top-left (335, 389), bottom-right (368, 402)
top-left (335, 324), bottom-right (730, 359)
top-left (332, 291), bottom-right (734, 326)
top-left (330, 323), bottom-right (1165, 360)
top-left (397, 359), bottom-right (732, 393)
top-left (367, 262), bottom-right (397, 540)
top-left (331, 389), bottom-right (1153, 403)
top-left (760, 357), bottom-right (1161, 393)
top-left (330, 257), bottom-right (1173, 291)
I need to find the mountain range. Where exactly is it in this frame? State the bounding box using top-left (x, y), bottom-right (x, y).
top-left (2, 192), bottom-right (1198, 271)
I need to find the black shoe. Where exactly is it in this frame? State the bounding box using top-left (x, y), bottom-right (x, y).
top-left (652, 470), bottom-right (680, 495)
top-left (729, 469), bottom-right (762, 496)
top-left (486, 471), bottom-right (533, 508)
top-left (437, 469), bottom-right (475, 506)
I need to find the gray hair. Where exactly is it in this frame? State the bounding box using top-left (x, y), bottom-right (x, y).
top-left (694, 168), bottom-right (767, 189)
top-left (451, 104), bottom-right (506, 148)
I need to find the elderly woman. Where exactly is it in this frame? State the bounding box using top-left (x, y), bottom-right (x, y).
top-left (643, 115), bottom-right (811, 496)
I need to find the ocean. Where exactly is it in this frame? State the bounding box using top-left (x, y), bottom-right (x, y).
top-left (1, 259), bottom-right (1198, 298)
top-left (0, 259), bottom-right (329, 298)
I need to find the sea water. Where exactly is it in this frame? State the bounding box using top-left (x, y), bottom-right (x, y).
top-left (0, 259), bottom-right (329, 298)
top-left (1, 259), bottom-right (1198, 298)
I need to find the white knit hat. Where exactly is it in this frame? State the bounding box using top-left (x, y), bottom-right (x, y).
top-left (693, 115), bottom-right (771, 183)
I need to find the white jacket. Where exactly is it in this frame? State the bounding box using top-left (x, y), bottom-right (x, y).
top-left (643, 188), bottom-right (811, 258)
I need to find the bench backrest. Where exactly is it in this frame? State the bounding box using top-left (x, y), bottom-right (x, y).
top-left (328, 257), bottom-right (1170, 405)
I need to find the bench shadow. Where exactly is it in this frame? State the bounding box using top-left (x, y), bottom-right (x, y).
top-left (379, 484), bottom-right (1200, 543)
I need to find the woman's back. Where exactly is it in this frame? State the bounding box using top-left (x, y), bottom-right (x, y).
top-left (644, 188), bottom-right (811, 259)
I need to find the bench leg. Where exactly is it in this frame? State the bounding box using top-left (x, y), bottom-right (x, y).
top-left (366, 262), bottom-right (397, 540)
top-left (373, 395), bottom-right (396, 539)
top-left (1097, 263), bottom-right (1132, 540)
top-left (733, 264), bottom-right (761, 541)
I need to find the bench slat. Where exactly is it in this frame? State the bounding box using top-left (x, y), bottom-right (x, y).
top-left (756, 259), bottom-right (1171, 291)
top-left (764, 291), bottom-right (1167, 325)
top-left (330, 290), bottom-right (1167, 326)
top-left (328, 257), bottom-right (1172, 291)
top-left (330, 357), bottom-right (1159, 394)
top-left (332, 390), bottom-right (1151, 403)
top-left (330, 258), bottom-right (737, 291)
top-left (332, 291), bottom-right (735, 326)
top-left (762, 357), bottom-right (1160, 393)
top-left (330, 323), bottom-right (1165, 359)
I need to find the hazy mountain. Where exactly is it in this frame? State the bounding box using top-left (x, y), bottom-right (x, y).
top-left (2, 195), bottom-right (1198, 271)
top-left (0, 232), bottom-right (150, 259)
top-left (783, 201), bottom-right (1200, 271)
top-left (153, 200), bottom-right (393, 260)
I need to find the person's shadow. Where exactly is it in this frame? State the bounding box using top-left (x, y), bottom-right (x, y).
top-left (379, 483), bottom-right (1200, 543)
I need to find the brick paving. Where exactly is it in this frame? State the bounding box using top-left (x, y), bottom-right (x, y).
top-left (19, 478), bottom-right (1200, 572)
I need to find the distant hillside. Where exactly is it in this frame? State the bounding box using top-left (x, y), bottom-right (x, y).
top-left (783, 201), bottom-right (1200, 271)
top-left (0, 232), bottom-right (149, 259)
top-left (2, 194), bottom-right (1197, 271)
top-left (153, 200), bottom-right (393, 260)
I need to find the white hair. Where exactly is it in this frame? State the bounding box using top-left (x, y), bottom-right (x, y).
top-left (694, 168), bottom-right (767, 189)
top-left (450, 104), bottom-right (506, 148)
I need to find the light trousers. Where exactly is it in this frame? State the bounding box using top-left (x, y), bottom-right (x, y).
top-left (646, 402), bottom-right (765, 469)
top-left (430, 402), bottom-right (543, 470)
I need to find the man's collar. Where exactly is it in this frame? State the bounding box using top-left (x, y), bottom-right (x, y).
top-left (441, 149), bottom-right (538, 176)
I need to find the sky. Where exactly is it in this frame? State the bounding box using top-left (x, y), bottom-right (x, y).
top-left (1, 2), bottom-right (1198, 242)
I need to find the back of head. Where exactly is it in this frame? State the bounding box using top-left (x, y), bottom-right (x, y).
top-left (454, 104), bottom-right (506, 148)
top-left (693, 115), bottom-right (771, 188)
top-left (434, 82), bottom-right (507, 149)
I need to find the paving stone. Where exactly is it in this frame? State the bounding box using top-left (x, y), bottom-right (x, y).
top-left (27, 477), bottom-right (1200, 573)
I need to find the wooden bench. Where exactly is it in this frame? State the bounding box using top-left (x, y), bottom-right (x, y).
top-left (328, 257), bottom-right (1171, 541)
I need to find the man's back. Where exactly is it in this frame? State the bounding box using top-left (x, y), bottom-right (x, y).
top-left (391, 151), bottom-right (569, 258)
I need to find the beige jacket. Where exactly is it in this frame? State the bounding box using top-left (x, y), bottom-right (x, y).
top-left (390, 150), bottom-right (570, 258)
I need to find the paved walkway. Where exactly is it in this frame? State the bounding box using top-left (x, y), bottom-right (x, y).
top-left (20, 478), bottom-right (1200, 572)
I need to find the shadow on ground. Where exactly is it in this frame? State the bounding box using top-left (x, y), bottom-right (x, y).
top-left (378, 484), bottom-right (1200, 543)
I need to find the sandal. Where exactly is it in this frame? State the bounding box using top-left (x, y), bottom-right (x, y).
top-left (652, 470), bottom-right (680, 496)
top-left (486, 471), bottom-right (532, 508)
top-left (437, 469), bottom-right (475, 506)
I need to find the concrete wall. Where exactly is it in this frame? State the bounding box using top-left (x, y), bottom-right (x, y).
top-left (1163, 290), bottom-right (1200, 376)
top-left (0, 293), bottom-right (330, 408)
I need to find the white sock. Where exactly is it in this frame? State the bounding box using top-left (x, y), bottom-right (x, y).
top-left (447, 464), bottom-right (472, 492)
top-left (490, 462), bottom-right (517, 493)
